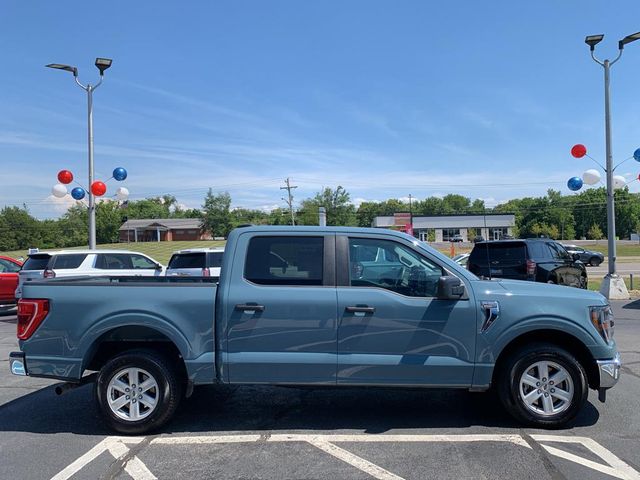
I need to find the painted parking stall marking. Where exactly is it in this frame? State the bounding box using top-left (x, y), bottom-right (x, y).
top-left (52, 433), bottom-right (640, 480)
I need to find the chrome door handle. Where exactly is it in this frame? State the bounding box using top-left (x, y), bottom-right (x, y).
top-left (235, 304), bottom-right (265, 312)
top-left (345, 306), bottom-right (375, 314)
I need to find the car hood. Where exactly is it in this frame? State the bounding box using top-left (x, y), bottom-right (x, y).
top-left (472, 278), bottom-right (606, 304)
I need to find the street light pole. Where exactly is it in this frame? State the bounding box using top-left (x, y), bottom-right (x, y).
top-left (47, 58), bottom-right (112, 249)
top-left (586, 32), bottom-right (639, 298)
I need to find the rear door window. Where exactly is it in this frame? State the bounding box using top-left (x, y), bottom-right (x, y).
top-left (95, 254), bottom-right (134, 270)
top-left (22, 255), bottom-right (51, 271)
top-left (244, 236), bottom-right (324, 286)
top-left (168, 253), bottom-right (206, 269)
top-left (51, 254), bottom-right (88, 270)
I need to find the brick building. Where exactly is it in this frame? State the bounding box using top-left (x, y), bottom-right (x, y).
top-left (118, 219), bottom-right (212, 242)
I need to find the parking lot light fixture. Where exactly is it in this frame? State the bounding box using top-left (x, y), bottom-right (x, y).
top-left (94, 58), bottom-right (112, 76)
top-left (585, 34), bottom-right (604, 51)
top-left (584, 32), bottom-right (640, 299)
top-left (46, 58), bottom-right (112, 249)
top-left (619, 31), bottom-right (640, 49)
top-left (45, 63), bottom-right (78, 76)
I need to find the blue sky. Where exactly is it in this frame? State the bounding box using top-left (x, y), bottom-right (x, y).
top-left (2, 1), bottom-right (640, 218)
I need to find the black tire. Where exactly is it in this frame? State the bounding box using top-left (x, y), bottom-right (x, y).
top-left (589, 257), bottom-right (601, 267)
top-left (498, 343), bottom-right (588, 428)
top-left (95, 349), bottom-right (183, 434)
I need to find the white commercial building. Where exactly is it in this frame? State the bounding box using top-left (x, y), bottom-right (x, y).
top-left (372, 213), bottom-right (516, 242)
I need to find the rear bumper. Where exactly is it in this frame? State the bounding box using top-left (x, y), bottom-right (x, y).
top-left (597, 352), bottom-right (621, 389)
top-left (9, 352), bottom-right (27, 376)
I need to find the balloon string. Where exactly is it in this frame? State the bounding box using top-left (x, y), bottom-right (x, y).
top-left (613, 156), bottom-right (634, 172)
top-left (585, 154), bottom-right (606, 171)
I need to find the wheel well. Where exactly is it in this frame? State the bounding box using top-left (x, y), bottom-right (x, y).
top-left (84, 326), bottom-right (188, 383)
top-left (492, 329), bottom-right (599, 389)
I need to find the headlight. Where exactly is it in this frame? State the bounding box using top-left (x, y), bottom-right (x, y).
top-left (589, 305), bottom-right (615, 343)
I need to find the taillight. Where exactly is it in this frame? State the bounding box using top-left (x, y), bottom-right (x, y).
top-left (43, 269), bottom-right (56, 279)
top-left (526, 260), bottom-right (536, 277)
top-left (17, 299), bottom-right (50, 340)
top-left (201, 268), bottom-right (210, 277)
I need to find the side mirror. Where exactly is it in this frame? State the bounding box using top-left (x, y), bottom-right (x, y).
top-left (572, 253), bottom-right (581, 261)
top-left (437, 276), bottom-right (465, 300)
top-left (155, 264), bottom-right (164, 270)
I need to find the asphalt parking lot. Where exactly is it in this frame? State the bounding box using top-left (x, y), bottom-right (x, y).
top-left (1, 301), bottom-right (639, 480)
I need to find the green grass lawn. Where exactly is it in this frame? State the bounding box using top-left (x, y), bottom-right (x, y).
top-left (588, 276), bottom-right (639, 292)
top-left (580, 242), bottom-right (640, 257)
top-left (0, 240), bottom-right (226, 265)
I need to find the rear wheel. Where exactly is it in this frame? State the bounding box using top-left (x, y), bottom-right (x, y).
top-left (96, 350), bottom-right (182, 434)
top-left (498, 343), bottom-right (588, 428)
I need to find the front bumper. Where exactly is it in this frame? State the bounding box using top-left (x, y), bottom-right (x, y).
top-left (597, 352), bottom-right (621, 389)
top-left (9, 351), bottom-right (27, 376)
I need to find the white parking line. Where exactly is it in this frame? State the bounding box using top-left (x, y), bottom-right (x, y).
top-left (531, 435), bottom-right (640, 480)
top-left (308, 439), bottom-right (404, 480)
top-left (51, 436), bottom-right (152, 480)
top-left (51, 433), bottom-right (640, 480)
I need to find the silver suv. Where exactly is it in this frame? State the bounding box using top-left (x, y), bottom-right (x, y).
top-left (17, 250), bottom-right (164, 297)
top-left (166, 248), bottom-right (224, 278)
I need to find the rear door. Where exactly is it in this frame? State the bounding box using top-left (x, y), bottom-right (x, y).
top-left (336, 235), bottom-right (476, 386)
top-left (224, 233), bottom-right (337, 384)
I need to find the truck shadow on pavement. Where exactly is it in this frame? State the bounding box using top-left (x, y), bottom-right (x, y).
top-left (0, 383), bottom-right (600, 435)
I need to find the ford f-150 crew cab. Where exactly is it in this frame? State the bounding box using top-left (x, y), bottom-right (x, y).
top-left (9, 226), bottom-right (621, 433)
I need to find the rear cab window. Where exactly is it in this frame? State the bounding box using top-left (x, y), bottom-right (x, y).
top-left (244, 236), bottom-right (324, 286)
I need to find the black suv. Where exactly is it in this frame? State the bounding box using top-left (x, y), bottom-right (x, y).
top-left (468, 239), bottom-right (587, 288)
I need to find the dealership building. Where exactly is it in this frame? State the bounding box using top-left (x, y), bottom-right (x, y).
top-left (372, 213), bottom-right (516, 242)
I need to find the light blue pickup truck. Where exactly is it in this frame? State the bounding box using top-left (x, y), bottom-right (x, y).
top-left (10, 226), bottom-right (620, 433)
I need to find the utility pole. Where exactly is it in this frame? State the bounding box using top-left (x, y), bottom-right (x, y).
top-left (408, 194), bottom-right (414, 237)
top-left (280, 178), bottom-right (298, 226)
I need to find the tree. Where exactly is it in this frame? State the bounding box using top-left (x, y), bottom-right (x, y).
top-left (202, 189), bottom-right (232, 237)
top-left (298, 186), bottom-right (356, 226)
top-left (588, 223), bottom-right (604, 240)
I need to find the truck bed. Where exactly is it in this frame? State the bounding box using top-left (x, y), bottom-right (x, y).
top-left (19, 276), bottom-right (218, 385)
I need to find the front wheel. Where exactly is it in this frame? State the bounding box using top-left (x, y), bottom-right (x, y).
top-left (498, 343), bottom-right (588, 428)
top-left (589, 257), bottom-right (602, 267)
top-left (95, 350), bottom-right (183, 434)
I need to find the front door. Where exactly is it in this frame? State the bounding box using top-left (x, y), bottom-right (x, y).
top-left (225, 233), bottom-right (337, 384)
top-left (337, 235), bottom-right (476, 387)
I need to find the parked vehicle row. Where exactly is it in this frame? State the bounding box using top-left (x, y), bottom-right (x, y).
top-left (10, 226), bottom-right (620, 434)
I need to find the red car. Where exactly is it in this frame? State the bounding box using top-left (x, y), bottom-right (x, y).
top-left (0, 256), bottom-right (22, 312)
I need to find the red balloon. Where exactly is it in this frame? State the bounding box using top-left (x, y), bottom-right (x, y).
top-left (91, 181), bottom-right (107, 196)
top-left (57, 170), bottom-right (74, 184)
top-left (571, 144), bottom-right (587, 158)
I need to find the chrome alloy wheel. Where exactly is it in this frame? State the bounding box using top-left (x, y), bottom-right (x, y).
top-left (107, 368), bottom-right (159, 421)
top-left (519, 360), bottom-right (574, 416)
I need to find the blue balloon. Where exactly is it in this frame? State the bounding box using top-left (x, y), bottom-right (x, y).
top-left (567, 176), bottom-right (583, 191)
top-left (113, 167), bottom-right (127, 181)
top-left (71, 187), bottom-right (86, 200)
top-left (634, 148), bottom-right (640, 162)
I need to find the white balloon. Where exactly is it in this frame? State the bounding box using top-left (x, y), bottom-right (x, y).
top-left (582, 169), bottom-right (601, 185)
top-left (52, 183), bottom-right (67, 198)
top-left (115, 186), bottom-right (129, 200)
top-left (613, 175), bottom-right (627, 189)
